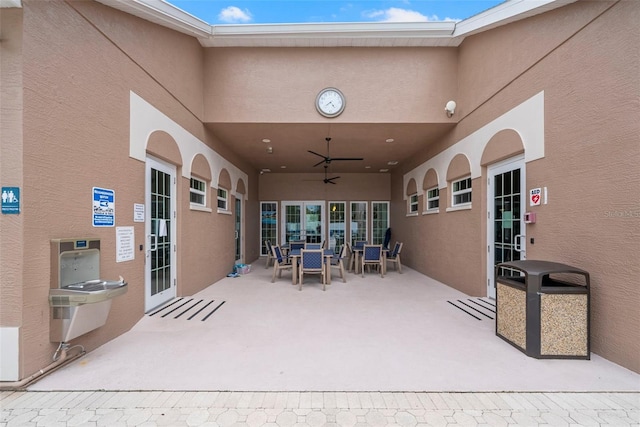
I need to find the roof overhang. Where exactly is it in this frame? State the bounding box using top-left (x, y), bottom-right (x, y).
top-left (94, 0), bottom-right (578, 48)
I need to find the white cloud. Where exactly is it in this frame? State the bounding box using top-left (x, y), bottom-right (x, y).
top-left (218, 6), bottom-right (252, 23)
top-left (364, 7), bottom-right (456, 23)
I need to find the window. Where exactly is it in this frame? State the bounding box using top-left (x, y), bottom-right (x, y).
top-left (426, 187), bottom-right (439, 211)
top-left (350, 202), bottom-right (368, 245)
top-left (372, 202), bottom-right (389, 245)
top-left (260, 202), bottom-right (277, 255)
top-left (189, 178), bottom-right (206, 206)
top-left (217, 188), bottom-right (228, 211)
top-left (328, 202), bottom-right (346, 254)
top-left (409, 194), bottom-right (419, 214)
top-left (452, 177), bottom-right (472, 206)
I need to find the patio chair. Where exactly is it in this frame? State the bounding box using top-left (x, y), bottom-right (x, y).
top-left (305, 243), bottom-right (321, 249)
top-left (345, 242), bottom-right (355, 272)
top-left (330, 244), bottom-right (348, 283)
top-left (361, 244), bottom-right (384, 278)
top-left (264, 240), bottom-right (274, 269)
top-left (290, 241), bottom-right (305, 251)
top-left (271, 245), bottom-right (293, 283)
top-left (299, 249), bottom-right (326, 291)
top-left (385, 242), bottom-right (403, 273)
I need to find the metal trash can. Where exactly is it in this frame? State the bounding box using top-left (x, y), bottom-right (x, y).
top-left (495, 260), bottom-right (590, 359)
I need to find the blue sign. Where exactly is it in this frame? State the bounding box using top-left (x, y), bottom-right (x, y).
top-left (1, 187), bottom-right (20, 214)
top-left (93, 187), bottom-right (115, 227)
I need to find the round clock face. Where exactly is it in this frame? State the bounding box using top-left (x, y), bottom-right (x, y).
top-left (316, 88), bottom-right (345, 117)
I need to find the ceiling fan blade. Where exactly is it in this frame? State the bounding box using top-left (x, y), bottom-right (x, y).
top-left (313, 159), bottom-right (326, 167)
top-left (327, 176), bottom-right (340, 181)
top-left (326, 180), bottom-right (337, 184)
top-left (308, 150), bottom-right (327, 159)
top-left (330, 157), bottom-right (364, 161)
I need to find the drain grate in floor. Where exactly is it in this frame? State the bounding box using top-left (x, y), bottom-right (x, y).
top-left (447, 298), bottom-right (495, 321)
top-left (148, 297), bottom-right (225, 321)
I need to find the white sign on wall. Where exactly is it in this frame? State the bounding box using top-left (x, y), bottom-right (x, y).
top-left (134, 203), bottom-right (145, 222)
top-left (530, 188), bottom-right (542, 206)
top-left (116, 226), bottom-right (135, 262)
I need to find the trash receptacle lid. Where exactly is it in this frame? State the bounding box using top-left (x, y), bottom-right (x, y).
top-left (497, 260), bottom-right (589, 276)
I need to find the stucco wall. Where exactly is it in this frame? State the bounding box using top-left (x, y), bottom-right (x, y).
top-left (204, 47), bottom-right (457, 124)
top-left (392, 0), bottom-right (640, 372)
top-left (15, 0), bottom-right (256, 378)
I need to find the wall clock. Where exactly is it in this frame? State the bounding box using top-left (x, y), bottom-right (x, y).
top-left (315, 88), bottom-right (345, 118)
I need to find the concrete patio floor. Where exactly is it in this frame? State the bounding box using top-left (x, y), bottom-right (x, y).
top-left (27, 261), bottom-right (640, 393)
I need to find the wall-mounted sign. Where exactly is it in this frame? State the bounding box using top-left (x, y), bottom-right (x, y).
top-left (93, 187), bottom-right (115, 227)
top-left (134, 203), bottom-right (145, 222)
top-left (1, 187), bottom-right (20, 215)
top-left (116, 226), bottom-right (135, 262)
top-left (530, 188), bottom-right (542, 206)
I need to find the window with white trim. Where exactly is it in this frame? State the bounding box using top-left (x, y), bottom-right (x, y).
top-left (452, 177), bottom-right (472, 206)
top-left (189, 178), bottom-right (206, 206)
top-left (426, 187), bottom-right (439, 211)
top-left (409, 193), bottom-right (419, 214)
top-left (217, 188), bottom-right (228, 211)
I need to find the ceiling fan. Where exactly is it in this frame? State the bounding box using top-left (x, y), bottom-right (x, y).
top-left (308, 137), bottom-right (364, 168)
top-left (303, 165), bottom-right (341, 184)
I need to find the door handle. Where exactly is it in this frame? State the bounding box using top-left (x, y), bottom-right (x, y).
top-left (149, 234), bottom-right (157, 251)
top-left (514, 234), bottom-right (525, 252)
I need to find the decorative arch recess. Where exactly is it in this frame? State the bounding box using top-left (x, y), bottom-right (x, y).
top-left (423, 168), bottom-right (438, 190)
top-left (191, 153), bottom-right (212, 181)
top-left (146, 131), bottom-right (183, 166)
top-left (405, 178), bottom-right (417, 196)
top-left (446, 153), bottom-right (472, 182)
top-left (402, 91), bottom-right (545, 200)
top-left (218, 168), bottom-right (232, 190)
top-left (480, 129), bottom-right (525, 166)
top-left (130, 91), bottom-right (249, 198)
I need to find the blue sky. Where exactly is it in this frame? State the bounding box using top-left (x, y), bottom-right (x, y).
top-left (166, 0), bottom-right (506, 25)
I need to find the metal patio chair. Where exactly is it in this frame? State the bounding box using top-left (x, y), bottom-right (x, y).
top-left (385, 242), bottom-right (403, 273)
top-left (330, 244), bottom-right (348, 283)
top-left (271, 245), bottom-right (293, 282)
top-left (361, 244), bottom-right (384, 278)
top-left (264, 240), bottom-right (274, 269)
top-left (299, 249), bottom-right (326, 291)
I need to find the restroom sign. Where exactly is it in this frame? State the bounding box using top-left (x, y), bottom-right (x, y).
top-left (1, 187), bottom-right (20, 214)
top-left (530, 188), bottom-right (541, 206)
top-left (93, 187), bottom-right (115, 227)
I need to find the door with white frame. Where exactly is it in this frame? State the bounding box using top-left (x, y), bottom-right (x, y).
top-left (235, 197), bottom-right (242, 263)
top-left (145, 156), bottom-right (177, 312)
top-left (487, 156), bottom-right (526, 299)
top-left (281, 201), bottom-right (324, 245)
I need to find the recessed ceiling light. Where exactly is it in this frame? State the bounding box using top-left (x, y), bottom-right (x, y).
top-left (385, 138), bottom-right (394, 143)
top-left (365, 166), bottom-right (371, 169)
top-left (280, 165), bottom-right (286, 169)
top-left (261, 168), bottom-right (271, 173)
top-left (262, 138), bottom-right (271, 143)
top-left (379, 168), bottom-right (389, 173)
top-left (387, 161), bottom-right (398, 165)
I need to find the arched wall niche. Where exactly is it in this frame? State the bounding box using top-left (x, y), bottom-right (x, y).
top-left (218, 168), bottom-right (232, 189)
top-left (423, 168), bottom-right (439, 190)
top-left (405, 178), bottom-right (417, 196)
top-left (236, 178), bottom-right (246, 195)
top-left (191, 154), bottom-right (211, 181)
top-left (446, 153), bottom-right (471, 182)
top-left (481, 129), bottom-right (525, 166)
top-left (146, 130), bottom-right (183, 166)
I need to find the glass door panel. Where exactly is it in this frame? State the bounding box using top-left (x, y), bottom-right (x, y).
top-left (145, 157), bottom-right (176, 312)
top-left (261, 202), bottom-right (278, 255)
top-left (350, 201), bottom-right (368, 245)
top-left (328, 202), bottom-right (346, 253)
top-left (487, 157), bottom-right (525, 299)
top-left (372, 202), bottom-right (389, 246)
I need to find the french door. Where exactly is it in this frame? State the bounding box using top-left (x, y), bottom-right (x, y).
top-left (281, 201), bottom-right (324, 244)
top-left (145, 157), bottom-right (176, 312)
top-left (235, 197), bottom-right (242, 263)
top-left (487, 156), bottom-right (525, 299)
